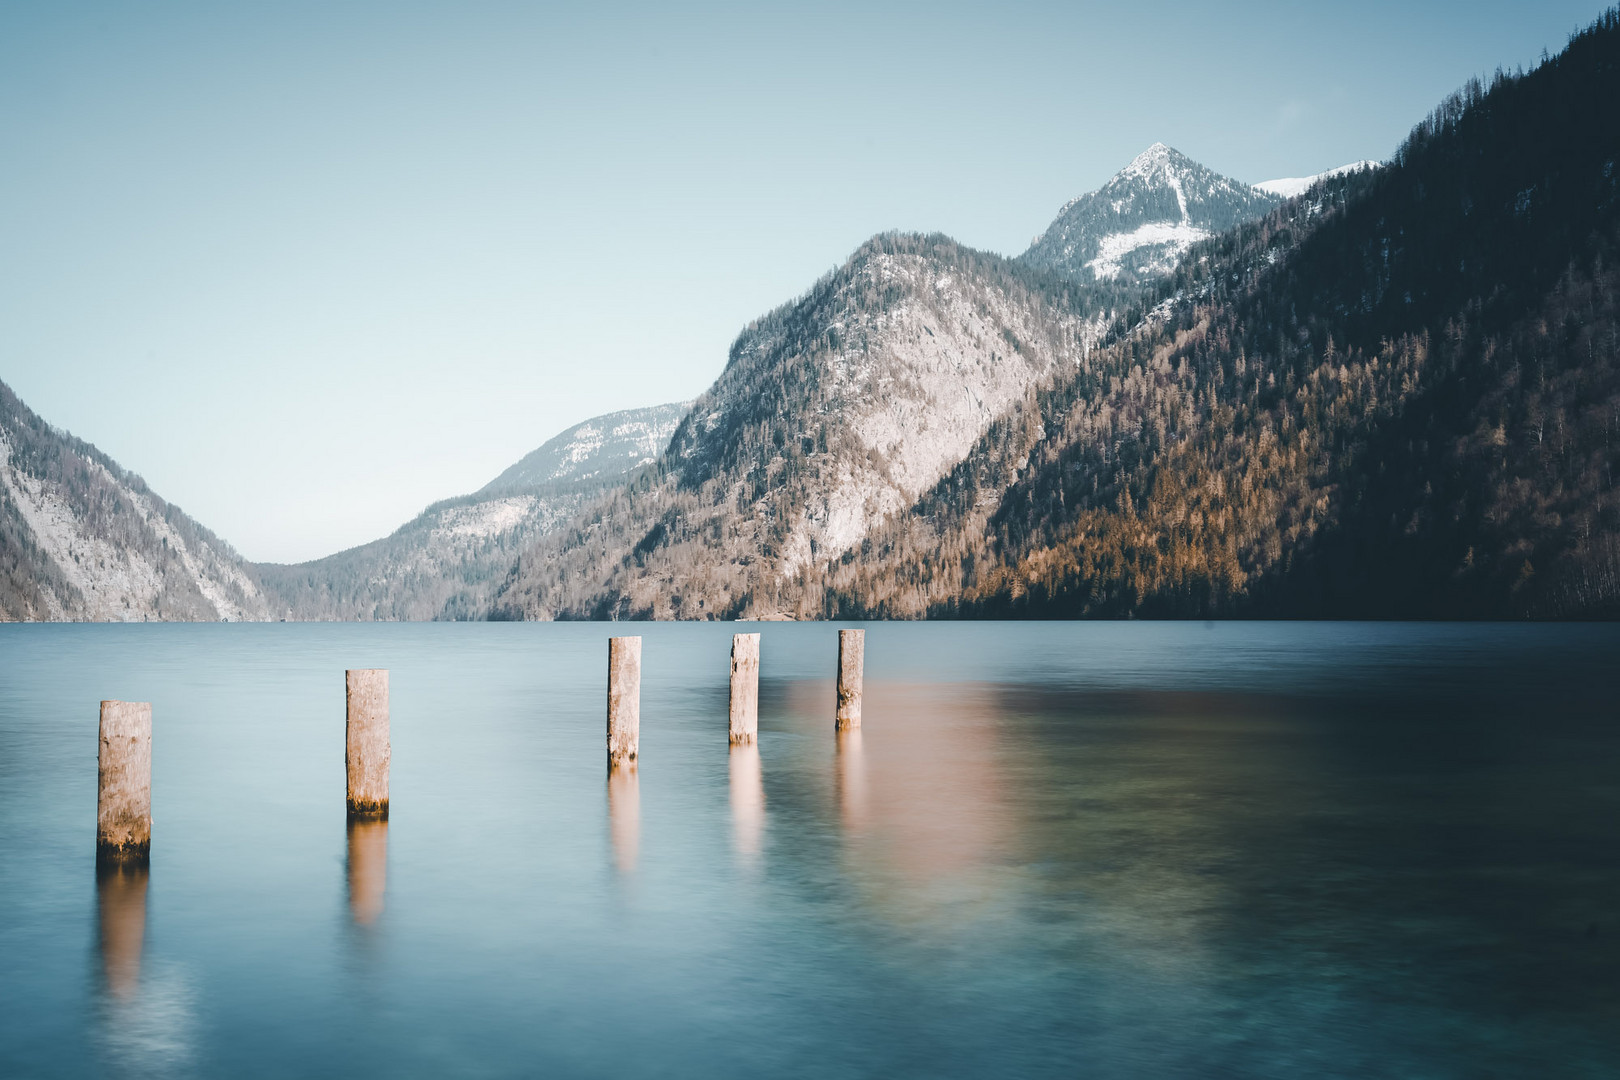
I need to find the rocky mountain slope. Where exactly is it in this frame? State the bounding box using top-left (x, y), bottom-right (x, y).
top-left (489, 233), bottom-right (1127, 619)
top-left (0, 380), bottom-right (270, 621)
top-left (1021, 143), bottom-right (1281, 282)
top-left (251, 401), bottom-right (689, 619)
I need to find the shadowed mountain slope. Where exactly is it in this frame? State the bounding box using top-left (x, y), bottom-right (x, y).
top-left (807, 11), bottom-right (1620, 619)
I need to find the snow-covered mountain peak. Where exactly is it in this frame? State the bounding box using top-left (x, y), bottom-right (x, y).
top-left (1022, 146), bottom-right (1281, 283)
top-left (1118, 142), bottom-right (1191, 183)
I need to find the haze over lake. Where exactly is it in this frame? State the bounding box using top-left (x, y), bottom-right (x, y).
top-left (2, 621), bottom-right (1616, 1078)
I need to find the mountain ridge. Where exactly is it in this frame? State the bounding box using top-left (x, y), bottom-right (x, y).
top-left (7, 12), bottom-right (1615, 622)
top-left (250, 400), bottom-right (691, 619)
top-left (1254, 160), bottom-right (1381, 198)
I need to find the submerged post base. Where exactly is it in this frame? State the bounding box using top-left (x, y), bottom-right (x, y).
top-left (96, 840), bottom-right (150, 867)
top-left (346, 800), bottom-right (389, 821)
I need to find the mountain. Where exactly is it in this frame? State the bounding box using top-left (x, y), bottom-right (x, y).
top-left (10, 11), bottom-right (1617, 624)
top-left (489, 233), bottom-right (1123, 619)
top-left (1020, 143), bottom-right (1282, 282)
top-left (481, 402), bottom-right (691, 493)
top-left (1254, 160), bottom-right (1381, 198)
top-left (251, 401), bottom-right (690, 619)
top-left (0, 379), bottom-right (270, 621)
top-left (495, 9), bottom-right (1620, 622)
top-left (801, 11), bottom-right (1620, 619)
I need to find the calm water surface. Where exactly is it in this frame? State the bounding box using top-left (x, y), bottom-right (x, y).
top-left (1, 622), bottom-right (1617, 1078)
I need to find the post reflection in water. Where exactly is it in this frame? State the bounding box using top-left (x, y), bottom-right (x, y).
top-left (96, 862), bottom-right (149, 1001)
top-left (828, 683), bottom-right (1012, 914)
top-left (608, 766), bottom-right (640, 873)
top-left (346, 818), bottom-right (388, 927)
top-left (729, 742), bottom-right (765, 858)
top-left (834, 727), bottom-right (868, 833)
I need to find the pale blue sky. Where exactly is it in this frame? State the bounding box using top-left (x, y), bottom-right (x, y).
top-left (0, 0), bottom-right (1606, 562)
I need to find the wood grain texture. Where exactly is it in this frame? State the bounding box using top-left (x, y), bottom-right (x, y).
top-left (97, 700), bottom-right (151, 863)
top-left (608, 637), bottom-right (641, 771)
top-left (346, 669), bottom-right (390, 817)
top-left (836, 629), bottom-right (864, 731)
top-left (729, 632), bottom-right (760, 744)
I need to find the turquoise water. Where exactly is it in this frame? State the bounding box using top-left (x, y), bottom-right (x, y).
top-left (1, 621), bottom-right (1617, 1078)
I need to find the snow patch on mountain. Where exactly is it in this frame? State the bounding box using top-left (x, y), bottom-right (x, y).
top-left (432, 496), bottom-right (538, 541)
top-left (1255, 160), bottom-right (1381, 198)
top-left (1087, 220), bottom-right (1213, 279)
top-left (482, 401), bottom-right (691, 492)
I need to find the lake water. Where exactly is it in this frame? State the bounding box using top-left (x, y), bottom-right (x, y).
top-left (1, 621), bottom-right (1617, 1078)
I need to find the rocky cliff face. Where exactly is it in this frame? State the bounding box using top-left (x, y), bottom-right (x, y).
top-left (0, 380), bottom-right (270, 621)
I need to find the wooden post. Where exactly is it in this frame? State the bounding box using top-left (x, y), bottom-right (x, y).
top-left (836, 629), bottom-right (864, 731)
top-left (346, 669), bottom-right (390, 818)
top-left (97, 700), bottom-right (152, 865)
top-left (729, 632), bottom-right (761, 744)
top-left (607, 636), bottom-right (641, 771)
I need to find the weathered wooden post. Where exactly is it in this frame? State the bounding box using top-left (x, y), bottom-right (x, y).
top-left (836, 629), bottom-right (864, 731)
top-left (607, 636), bottom-right (641, 771)
top-left (729, 632), bottom-right (761, 744)
top-left (97, 701), bottom-right (152, 865)
top-left (346, 669), bottom-right (390, 818)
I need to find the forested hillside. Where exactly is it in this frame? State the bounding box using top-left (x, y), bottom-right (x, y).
top-left (0, 380), bottom-right (270, 621)
top-left (480, 402), bottom-right (691, 493)
top-left (806, 11), bottom-right (1620, 619)
top-left (493, 10), bottom-right (1620, 622)
top-left (251, 401), bottom-right (689, 620)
